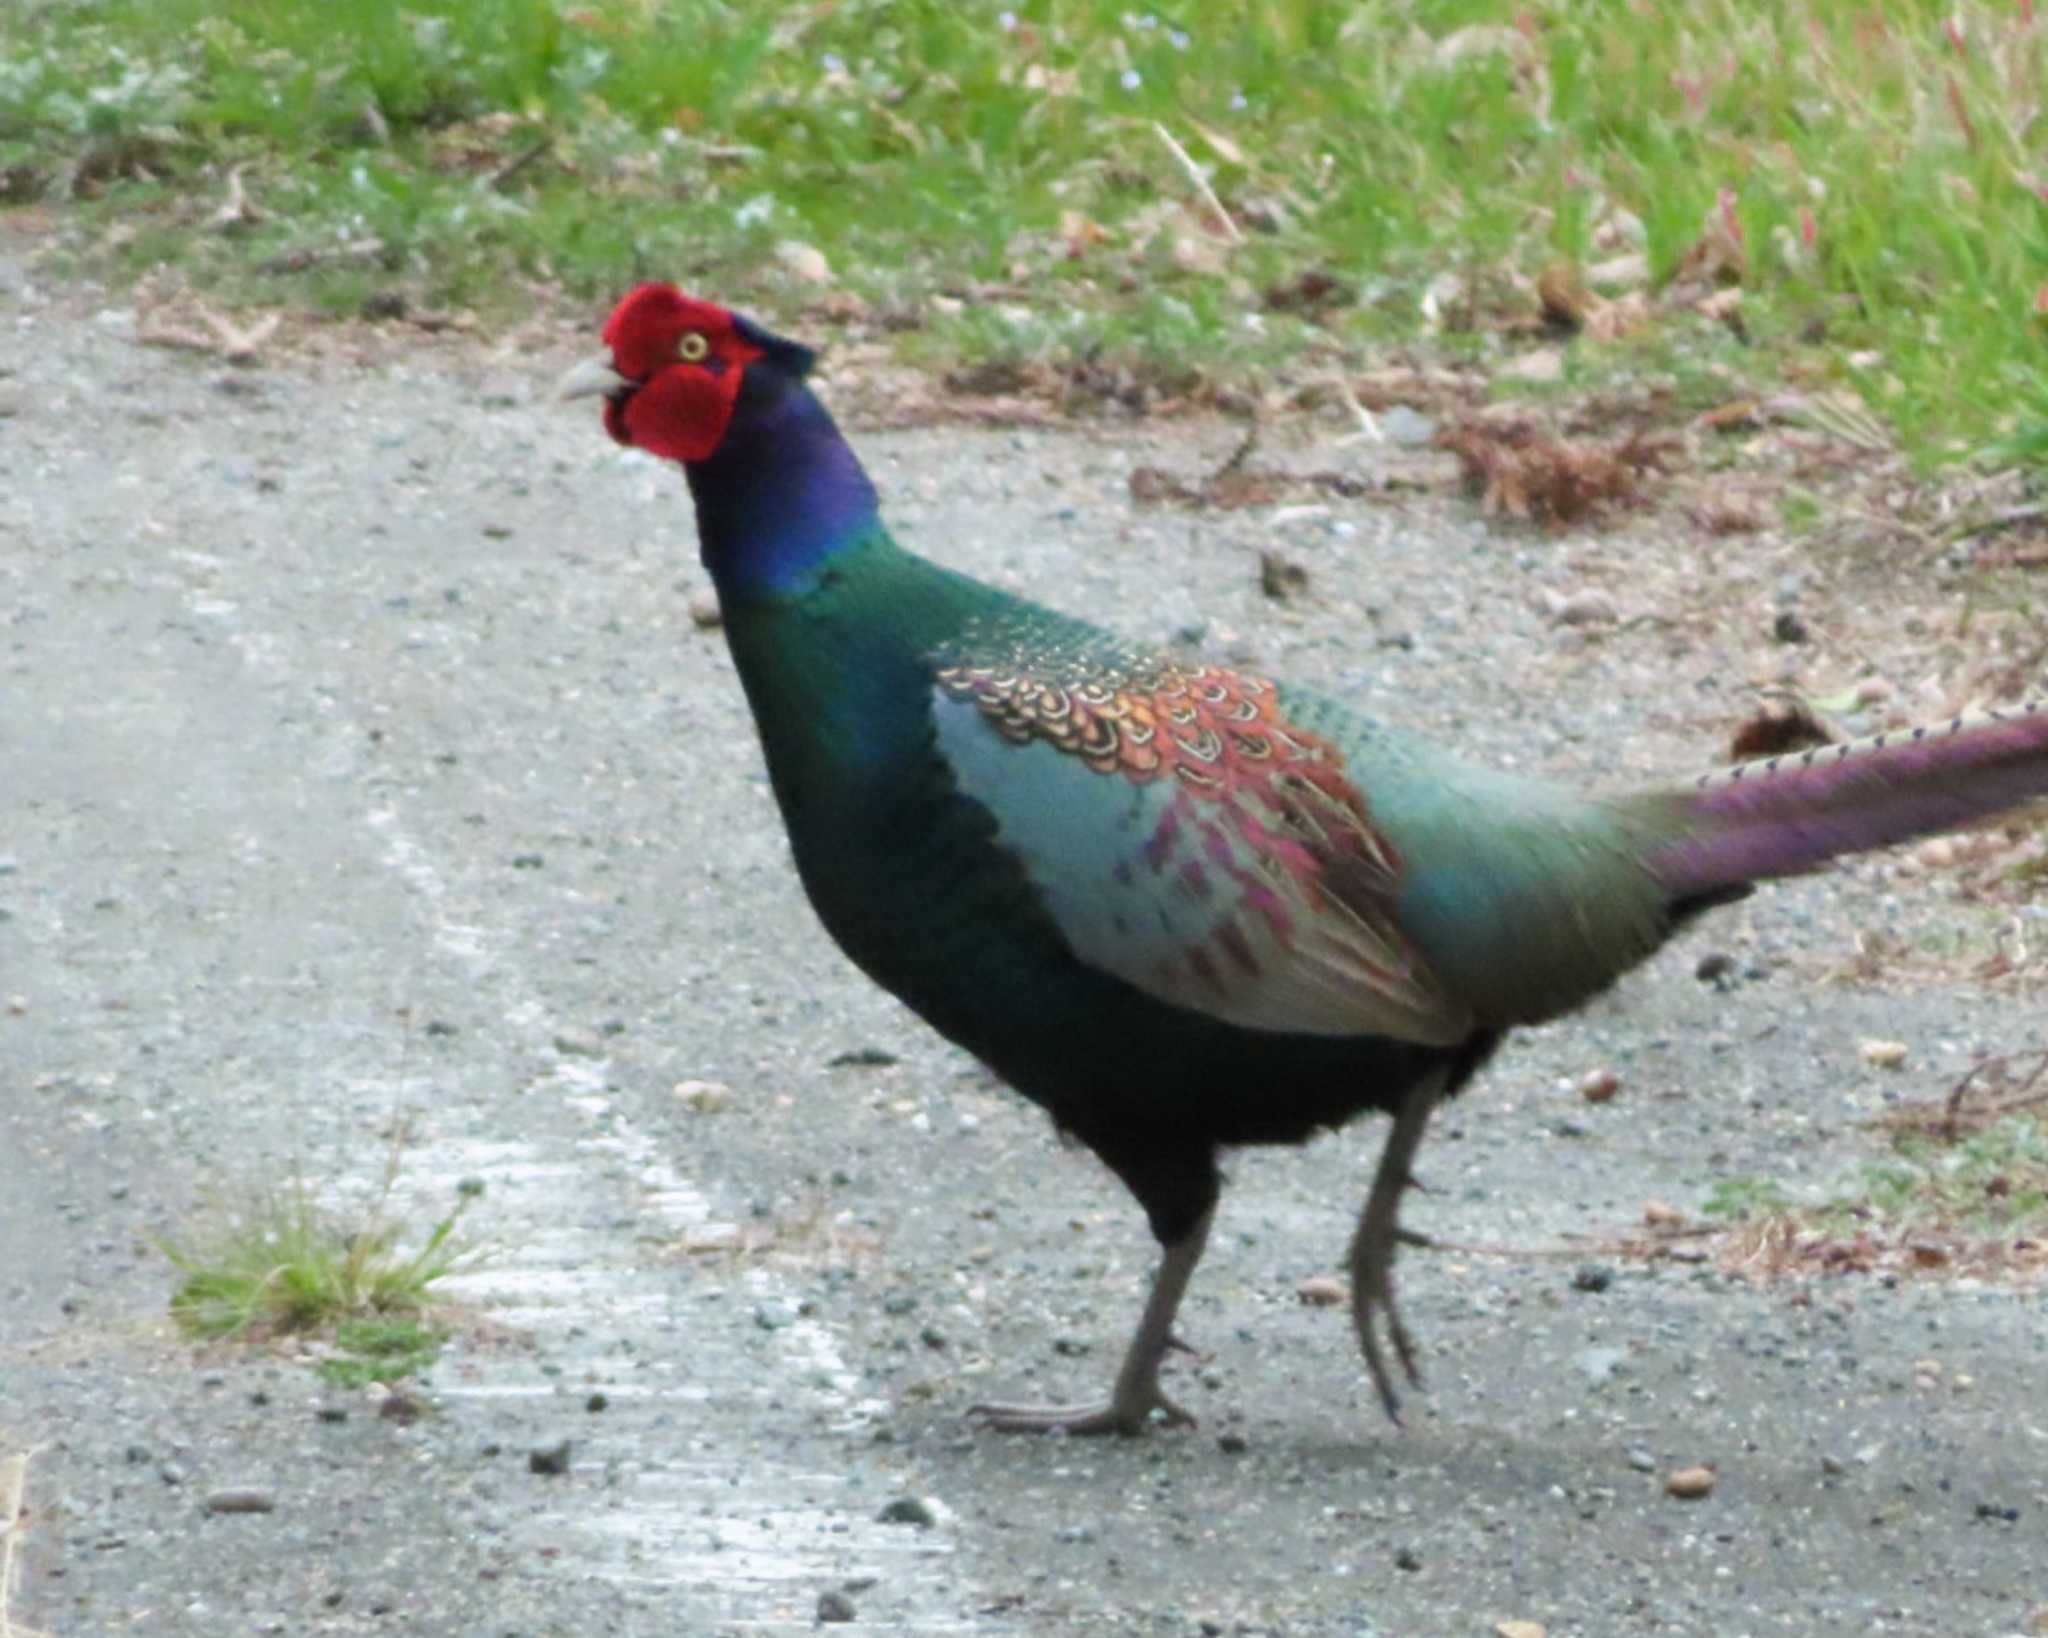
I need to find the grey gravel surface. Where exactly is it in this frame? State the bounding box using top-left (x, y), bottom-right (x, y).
top-left (4, 247), bottom-right (2047, 1637)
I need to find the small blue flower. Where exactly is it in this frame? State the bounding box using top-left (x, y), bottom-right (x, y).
top-left (1169, 29), bottom-right (1189, 50)
top-left (1120, 68), bottom-right (1143, 90)
top-left (1229, 90), bottom-right (1248, 111)
top-left (821, 52), bottom-right (846, 73)
top-left (998, 9), bottom-right (1017, 30)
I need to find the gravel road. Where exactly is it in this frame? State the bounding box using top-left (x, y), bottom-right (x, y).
top-left (4, 242), bottom-right (2045, 1637)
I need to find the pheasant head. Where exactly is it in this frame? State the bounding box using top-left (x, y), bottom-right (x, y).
top-left (557, 283), bottom-right (816, 464)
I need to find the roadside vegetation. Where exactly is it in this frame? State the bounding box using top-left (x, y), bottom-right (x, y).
top-left (162, 1150), bottom-right (484, 1389)
top-left (1699, 1052), bottom-right (2048, 1282)
top-left (4, 0), bottom-right (2047, 465)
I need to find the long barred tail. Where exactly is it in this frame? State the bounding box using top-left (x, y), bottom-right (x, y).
top-left (1636, 699), bottom-right (2048, 900)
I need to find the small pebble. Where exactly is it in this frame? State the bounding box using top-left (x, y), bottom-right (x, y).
top-left (1642, 1199), bottom-right (1685, 1229)
top-left (1549, 589), bottom-right (1619, 627)
top-left (1217, 1432), bottom-right (1249, 1455)
top-left (1575, 1346), bottom-right (1625, 1385)
top-left (1496, 1623), bottom-right (1549, 1638)
top-left (816, 1589), bottom-right (857, 1623)
top-left (204, 1488), bottom-right (277, 1515)
top-left (1693, 951), bottom-right (1735, 986)
top-left (1665, 1465), bottom-right (1717, 1500)
top-left (876, 1496), bottom-right (938, 1528)
top-left (1626, 1447), bottom-right (1657, 1473)
top-left (586, 1392), bottom-right (609, 1413)
top-left (1295, 1275), bottom-right (1349, 1307)
top-left (529, 1440), bottom-right (572, 1477)
top-left (687, 588), bottom-right (723, 628)
top-left (1772, 610), bottom-right (1809, 644)
top-left (1258, 550), bottom-right (1310, 602)
top-left (1860, 1039), bottom-right (1909, 1070)
top-left (1571, 1265), bottom-right (1613, 1294)
top-left (675, 1079), bottom-right (732, 1113)
top-left (1576, 1067), bottom-right (1621, 1104)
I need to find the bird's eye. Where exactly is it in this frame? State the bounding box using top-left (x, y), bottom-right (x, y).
top-left (678, 332), bottom-right (710, 362)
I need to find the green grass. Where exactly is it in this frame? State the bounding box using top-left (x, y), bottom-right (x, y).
top-left (1699, 1174), bottom-right (1796, 1223)
top-left (163, 1165), bottom-right (483, 1385)
top-left (5, 0), bottom-right (2048, 461)
top-left (1701, 1098), bottom-right (2048, 1278)
top-left (1847, 1112), bottom-right (2048, 1231)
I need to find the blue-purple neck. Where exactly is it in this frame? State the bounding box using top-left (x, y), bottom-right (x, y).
top-left (685, 372), bottom-right (880, 605)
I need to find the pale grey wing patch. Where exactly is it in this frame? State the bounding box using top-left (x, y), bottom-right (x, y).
top-left (931, 691), bottom-right (1470, 1043)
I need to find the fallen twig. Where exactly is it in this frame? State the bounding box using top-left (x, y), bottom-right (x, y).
top-left (484, 137), bottom-right (552, 193)
top-left (1151, 120), bottom-right (1243, 245)
top-left (1940, 1048), bottom-right (2048, 1142)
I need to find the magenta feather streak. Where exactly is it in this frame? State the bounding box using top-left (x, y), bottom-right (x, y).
top-left (1648, 703), bottom-right (2048, 897)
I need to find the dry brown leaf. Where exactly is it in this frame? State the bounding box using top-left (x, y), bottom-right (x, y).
top-left (1437, 414), bottom-right (1676, 527)
top-left (1057, 209), bottom-right (1112, 257)
top-left (1728, 700), bottom-right (1835, 762)
top-left (1584, 291), bottom-right (1649, 341)
top-left (1667, 185), bottom-right (1748, 303)
top-left (1684, 485), bottom-right (1767, 535)
top-left (1536, 262), bottom-right (1598, 329)
top-left (1264, 269), bottom-right (1345, 313)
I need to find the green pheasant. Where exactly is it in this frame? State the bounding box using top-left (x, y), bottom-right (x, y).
top-left (562, 284), bottom-right (2048, 1435)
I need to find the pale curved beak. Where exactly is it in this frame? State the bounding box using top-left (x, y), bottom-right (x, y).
top-left (556, 356), bottom-right (631, 401)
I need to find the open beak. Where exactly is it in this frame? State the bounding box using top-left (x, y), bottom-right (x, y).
top-left (556, 356), bottom-right (632, 401)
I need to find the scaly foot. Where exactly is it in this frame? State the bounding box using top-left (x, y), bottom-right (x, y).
top-left (969, 1376), bottom-right (1196, 1437)
top-left (970, 1210), bottom-right (1213, 1438)
top-left (1347, 1079), bottom-right (1442, 1423)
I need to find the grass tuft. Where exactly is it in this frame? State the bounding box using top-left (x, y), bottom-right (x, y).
top-left (162, 1148), bottom-right (483, 1384)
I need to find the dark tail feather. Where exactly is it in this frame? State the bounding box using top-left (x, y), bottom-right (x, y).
top-left (1637, 700), bottom-right (2048, 900)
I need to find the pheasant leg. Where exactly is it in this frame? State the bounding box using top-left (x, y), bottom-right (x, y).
top-left (972, 1206), bottom-right (1213, 1436)
top-left (1348, 1076), bottom-right (1443, 1424)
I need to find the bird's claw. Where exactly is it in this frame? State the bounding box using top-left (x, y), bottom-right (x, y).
top-left (1351, 1246), bottom-right (1423, 1424)
top-left (969, 1379), bottom-right (1196, 1438)
top-left (1347, 1080), bottom-right (1442, 1424)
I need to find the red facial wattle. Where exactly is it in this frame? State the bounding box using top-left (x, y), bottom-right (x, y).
top-left (591, 283), bottom-right (764, 464)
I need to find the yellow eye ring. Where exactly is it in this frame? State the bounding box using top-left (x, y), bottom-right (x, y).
top-left (678, 332), bottom-right (710, 362)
